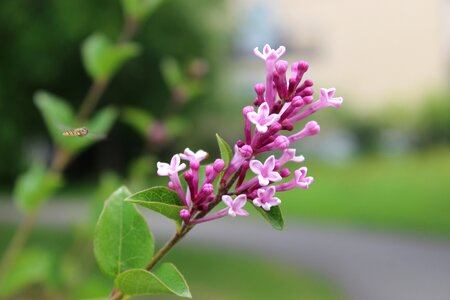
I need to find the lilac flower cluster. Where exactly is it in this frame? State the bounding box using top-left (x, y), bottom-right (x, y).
top-left (157, 45), bottom-right (343, 224)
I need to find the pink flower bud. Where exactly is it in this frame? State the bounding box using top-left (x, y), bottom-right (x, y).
top-left (273, 135), bottom-right (290, 150)
top-left (305, 121), bottom-right (321, 136)
top-left (180, 209), bottom-right (191, 222)
top-left (240, 145), bottom-right (253, 159)
top-left (275, 60), bottom-right (288, 75)
top-left (205, 165), bottom-right (213, 177)
top-left (213, 159), bottom-right (225, 173)
top-left (279, 168), bottom-right (291, 178)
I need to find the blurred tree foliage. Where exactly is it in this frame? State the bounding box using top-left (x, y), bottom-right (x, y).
top-left (0, 0), bottom-right (227, 185)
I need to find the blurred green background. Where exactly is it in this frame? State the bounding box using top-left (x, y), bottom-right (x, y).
top-left (0, 0), bottom-right (449, 299)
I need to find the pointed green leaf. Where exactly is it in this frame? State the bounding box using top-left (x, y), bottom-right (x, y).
top-left (160, 57), bottom-right (183, 88)
top-left (115, 263), bottom-right (191, 298)
top-left (0, 248), bottom-right (53, 298)
top-left (126, 187), bottom-right (184, 224)
top-left (13, 163), bottom-right (62, 213)
top-left (94, 186), bottom-right (154, 277)
top-left (122, 106), bottom-right (154, 137)
top-left (34, 91), bottom-right (118, 153)
top-left (82, 33), bottom-right (140, 81)
top-left (34, 91), bottom-right (75, 147)
top-left (121, 0), bottom-right (165, 21)
top-left (255, 205), bottom-right (284, 230)
top-left (216, 133), bottom-right (233, 167)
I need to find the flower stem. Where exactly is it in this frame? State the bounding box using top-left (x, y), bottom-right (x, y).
top-left (108, 168), bottom-right (242, 299)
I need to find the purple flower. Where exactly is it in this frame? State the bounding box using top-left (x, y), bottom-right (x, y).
top-left (222, 194), bottom-right (249, 217)
top-left (249, 155), bottom-right (282, 186)
top-left (157, 154), bottom-right (186, 176)
top-left (318, 88), bottom-right (343, 109)
top-left (253, 186), bottom-right (281, 211)
top-left (288, 121), bottom-right (321, 143)
top-left (276, 167), bottom-right (314, 191)
top-left (247, 102), bottom-right (280, 133)
top-left (276, 149), bottom-right (305, 168)
top-left (179, 148), bottom-right (208, 163)
top-left (253, 44), bottom-right (286, 61)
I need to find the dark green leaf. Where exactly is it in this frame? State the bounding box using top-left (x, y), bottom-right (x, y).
top-left (115, 263), bottom-right (191, 298)
top-left (82, 33), bottom-right (140, 80)
top-left (0, 248), bottom-right (53, 298)
top-left (126, 186), bottom-right (184, 224)
top-left (121, 0), bottom-right (165, 21)
top-left (94, 186), bottom-right (154, 277)
top-left (122, 106), bottom-right (154, 137)
top-left (13, 163), bottom-right (62, 213)
top-left (216, 133), bottom-right (233, 166)
top-left (254, 205), bottom-right (284, 230)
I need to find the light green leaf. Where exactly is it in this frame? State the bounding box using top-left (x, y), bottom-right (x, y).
top-left (216, 133), bottom-right (233, 167)
top-left (255, 205), bottom-right (284, 230)
top-left (166, 116), bottom-right (188, 138)
top-left (34, 90), bottom-right (75, 147)
top-left (161, 57), bottom-right (183, 88)
top-left (126, 186), bottom-right (184, 224)
top-left (34, 91), bottom-right (118, 153)
top-left (94, 186), bottom-right (154, 277)
top-left (121, 0), bottom-right (165, 21)
top-left (115, 263), bottom-right (191, 298)
top-left (0, 248), bottom-right (53, 298)
top-left (122, 106), bottom-right (154, 137)
top-left (82, 33), bottom-right (140, 81)
top-left (13, 163), bottom-right (62, 213)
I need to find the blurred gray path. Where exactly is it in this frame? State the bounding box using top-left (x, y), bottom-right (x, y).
top-left (1, 200), bottom-right (450, 300)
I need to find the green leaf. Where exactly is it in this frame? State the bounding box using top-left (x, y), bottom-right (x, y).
top-left (115, 263), bottom-right (191, 298)
top-left (13, 163), bottom-right (62, 213)
top-left (216, 133), bottom-right (233, 166)
top-left (122, 106), bottom-right (154, 137)
top-left (82, 33), bottom-right (140, 81)
top-left (126, 186), bottom-right (184, 224)
top-left (121, 0), bottom-right (165, 21)
top-left (255, 205), bottom-right (284, 230)
top-left (166, 116), bottom-right (188, 138)
top-left (0, 248), bottom-right (53, 298)
top-left (34, 91), bottom-right (118, 153)
top-left (160, 57), bottom-right (183, 88)
top-left (34, 90), bottom-right (75, 147)
top-left (94, 186), bottom-right (154, 277)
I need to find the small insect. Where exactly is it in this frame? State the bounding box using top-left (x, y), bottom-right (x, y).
top-left (62, 127), bottom-right (89, 137)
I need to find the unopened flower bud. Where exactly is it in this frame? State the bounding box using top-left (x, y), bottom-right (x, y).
top-left (205, 165), bottom-right (214, 177)
top-left (236, 140), bottom-right (245, 147)
top-left (305, 121), bottom-right (321, 136)
top-left (279, 168), bottom-right (291, 178)
top-left (213, 159), bottom-right (225, 173)
top-left (303, 96), bottom-right (314, 104)
top-left (180, 209), bottom-right (191, 222)
top-left (254, 83), bottom-right (265, 95)
top-left (273, 135), bottom-right (290, 150)
top-left (184, 170), bottom-right (193, 181)
top-left (275, 60), bottom-right (288, 75)
top-left (240, 145), bottom-right (253, 159)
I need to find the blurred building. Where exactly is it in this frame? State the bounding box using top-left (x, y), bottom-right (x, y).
top-left (227, 0), bottom-right (449, 112)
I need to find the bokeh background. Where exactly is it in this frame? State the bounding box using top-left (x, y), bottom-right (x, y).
top-left (0, 0), bottom-right (449, 299)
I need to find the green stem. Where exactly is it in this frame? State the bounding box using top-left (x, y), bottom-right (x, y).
top-left (0, 14), bottom-right (141, 286)
top-left (0, 211), bottom-right (38, 283)
top-left (109, 168), bottom-right (242, 300)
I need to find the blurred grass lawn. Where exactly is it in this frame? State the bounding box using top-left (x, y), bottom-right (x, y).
top-left (282, 147), bottom-right (450, 234)
top-left (0, 228), bottom-right (341, 300)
